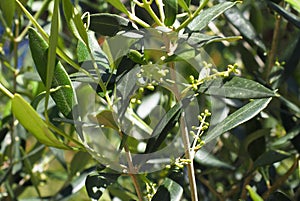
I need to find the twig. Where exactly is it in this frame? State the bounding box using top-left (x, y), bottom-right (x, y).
top-left (265, 10), bottom-right (282, 81)
top-left (240, 161), bottom-right (254, 199)
top-left (198, 176), bottom-right (225, 201)
top-left (262, 155), bottom-right (299, 199)
top-left (176, 0), bottom-right (209, 31)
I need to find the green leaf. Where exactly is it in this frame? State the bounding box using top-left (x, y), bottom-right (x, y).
top-left (74, 32), bottom-right (113, 93)
top-left (77, 32), bottom-right (110, 69)
top-left (62, 0), bottom-right (89, 45)
top-left (70, 152), bottom-right (92, 177)
top-left (55, 166), bottom-right (95, 200)
top-left (268, 1), bottom-right (300, 29)
top-left (152, 178), bottom-right (183, 201)
top-left (243, 129), bottom-right (271, 151)
top-left (163, 0), bottom-right (178, 26)
top-left (144, 100), bottom-right (182, 153)
top-left (144, 97), bottom-right (194, 153)
top-left (180, 33), bottom-right (242, 47)
top-left (91, 110), bottom-right (119, 130)
top-left (85, 172), bottom-right (120, 200)
top-left (85, 13), bottom-right (136, 36)
top-left (271, 125), bottom-right (300, 148)
top-left (105, 0), bottom-right (130, 15)
top-left (45, 0), bottom-right (60, 116)
top-left (28, 28), bottom-right (75, 118)
top-left (0, 0), bottom-right (16, 27)
top-left (198, 77), bottom-right (276, 99)
top-left (219, 0), bottom-right (266, 51)
top-left (108, 186), bottom-right (139, 201)
top-left (204, 98), bottom-right (272, 143)
top-left (194, 149), bottom-right (235, 170)
top-left (253, 150), bottom-right (291, 168)
top-left (285, 0), bottom-right (300, 13)
top-left (246, 185), bottom-right (264, 201)
top-left (178, 0), bottom-right (190, 13)
top-left (11, 94), bottom-right (69, 149)
top-left (187, 1), bottom-right (236, 32)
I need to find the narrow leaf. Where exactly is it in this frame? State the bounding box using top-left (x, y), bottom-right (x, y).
top-left (195, 149), bottom-right (235, 170)
top-left (62, 0), bottom-right (89, 44)
top-left (187, 1), bottom-right (236, 32)
top-left (28, 28), bottom-right (75, 118)
top-left (204, 98), bottom-right (272, 143)
top-left (45, 0), bottom-right (59, 116)
top-left (105, 0), bottom-right (130, 15)
top-left (163, 0), bottom-right (178, 26)
top-left (145, 97), bottom-right (193, 153)
top-left (246, 185), bottom-right (264, 201)
top-left (285, 0), bottom-right (300, 13)
top-left (219, 0), bottom-right (266, 51)
top-left (152, 178), bottom-right (183, 201)
top-left (144, 101), bottom-right (182, 153)
top-left (268, 1), bottom-right (300, 29)
top-left (178, 0), bottom-right (190, 13)
top-left (11, 94), bottom-right (69, 149)
top-left (271, 125), bottom-right (300, 148)
top-left (91, 110), bottom-right (119, 130)
top-left (253, 150), bottom-right (291, 168)
top-left (85, 13), bottom-right (136, 36)
top-left (198, 77), bottom-right (276, 99)
top-left (0, 0), bottom-right (16, 27)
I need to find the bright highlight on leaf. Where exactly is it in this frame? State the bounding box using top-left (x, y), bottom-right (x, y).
top-left (11, 94), bottom-right (70, 149)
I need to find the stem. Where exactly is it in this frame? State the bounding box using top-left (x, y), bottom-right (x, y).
top-left (176, 0), bottom-right (209, 31)
top-left (0, 82), bottom-right (14, 99)
top-left (264, 11), bottom-right (281, 81)
top-left (120, 130), bottom-right (143, 201)
top-left (262, 155), bottom-right (299, 199)
top-left (240, 160), bottom-right (254, 199)
top-left (180, 114), bottom-right (198, 201)
top-left (198, 176), bottom-right (224, 201)
top-left (166, 34), bottom-right (198, 200)
top-left (129, 13), bottom-right (151, 28)
top-left (15, 0), bottom-right (52, 42)
top-left (130, 174), bottom-right (143, 201)
top-left (155, 0), bottom-right (165, 22)
top-left (142, 0), bottom-right (164, 26)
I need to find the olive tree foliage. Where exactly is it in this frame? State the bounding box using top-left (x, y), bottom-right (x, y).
top-left (0, 0), bottom-right (299, 200)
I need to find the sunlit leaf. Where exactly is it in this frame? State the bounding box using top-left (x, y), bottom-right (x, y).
top-left (285, 0), bottom-right (300, 13)
top-left (45, 0), bottom-right (59, 116)
top-left (246, 185), bottom-right (264, 201)
top-left (11, 94), bottom-right (69, 149)
top-left (198, 77), bottom-right (276, 99)
top-left (178, 0), bottom-right (190, 12)
top-left (204, 98), bottom-right (272, 143)
top-left (187, 1), bottom-right (236, 32)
